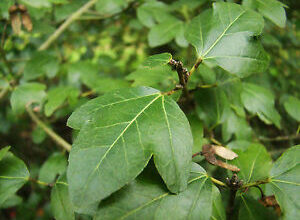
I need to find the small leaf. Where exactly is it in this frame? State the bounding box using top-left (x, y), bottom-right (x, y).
top-left (185, 2), bottom-right (269, 77)
top-left (141, 53), bottom-right (172, 68)
top-left (51, 174), bottom-right (75, 220)
top-left (39, 152), bottom-right (67, 184)
top-left (67, 87), bottom-right (192, 214)
top-left (268, 145), bottom-right (300, 220)
top-left (213, 145), bottom-right (238, 160)
top-left (283, 96), bottom-right (300, 122)
top-left (241, 83), bottom-right (281, 128)
top-left (95, 163), bottom-right (216, 220)
top-left (95, 0), bottom-right (132, 16)
top-left (10, 83), bottom-right (46, 114)
top-left (0, 151), bottom-right (30, 206)
top-left (0, 146), bottom-right (10, 161)
top-left (229, 143), bottom-right (272, 183)
top-left (148, 17), bottom-right (182, 47)
top-left (23, 51), bottom-right (59, 80)
top-left (44, 86), bottom-right (79, 117)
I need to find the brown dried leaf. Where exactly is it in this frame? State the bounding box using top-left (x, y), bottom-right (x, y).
top-left (10, 12), bottom-right (21, 35)
top-left (21, 12), bottom-right (33, 32)
top-left (201, 144), bottom-right (240, 172)
top-left (259, 195), bottom-right (281, 216)
top-left (212, 145), bottom-right (238, 160)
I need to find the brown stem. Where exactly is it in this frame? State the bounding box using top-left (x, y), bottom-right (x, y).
top-left (226, 174), bottom-right (243, 220)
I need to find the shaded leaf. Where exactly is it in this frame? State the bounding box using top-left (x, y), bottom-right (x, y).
top-left (51, 174), bottom-right (75, 220)
top-left (185, 2), bottom-right (269, 77)
top-left (0, 146), bottom-right (10, 161)
top-left (283, 96), bottom-right (300, 122)
top-left (241, 83), bottom-right (281, 128)
top-left (10, 83), bottom-right (46, 114)
top-left (39, 152), bottom-right (67, 184)
top-left (67, 87), bottom-right (192, 214)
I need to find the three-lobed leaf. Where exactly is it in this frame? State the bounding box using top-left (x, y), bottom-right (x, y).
top-left (185, 2), bottom-right (269, 77)
top-left (67, 87), bottom-right (193, 214)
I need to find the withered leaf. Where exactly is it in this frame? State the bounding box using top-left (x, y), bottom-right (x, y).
top-left (201, 144), bottom-right (240, 172)
top-left (10, 12), bottom-right (21, 35)
top-left (212, 145), bottom-right (238, 160)
top-left (21, 12), bottom-right (33, 32)
top-left (259, 195), bottom-right (281, 216)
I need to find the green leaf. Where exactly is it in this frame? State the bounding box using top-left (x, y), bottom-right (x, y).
top-left (32, 126), bottom-right (47, 144)
top-left (67, 87), bottom-right (193, 214)
top-left (0, 194), bottom-right (23, 209)
top-left (243, 0), bottom-right (286, 28)
top-left (222, 109), bottom-right (252, 142)
top-left (268, 146), bottom-right (300, 220)
top-left (185, 2), bottom-right (269, 77)
top-left (211, 185), bottom-right (226, 220)
top-left (283, 96), bottom-right (300, 122)
top-left (195, 87), bottom-right (230, 128)
top-left (148, 17), bottom-right (182, 47)
top-left (0, 151), bottom-right (29, 206)
top-left (229, 143), bottom-right (272, 183)
top-left (10, 83), bottom-right (46, 114)
top-left (39, 153), bottom-right (67, 184)
top-left (23, 51), bottom-right (59, 80)
top-left (95, 0), bottom-right (132, 16)
top-left (0, 146), bottom-right (10, 161)
top-left (188, 114), bottom-right (204, 155)
top-left (45, 86), bottom-right (79, 117)
top-left (51, 174), bottom-right (75, 220)
top-left (239, 195), bottom-right (278, 220)
top-left (126, 66), bottom-right (177, 90)
top-left (94, 163), bottom-right (216, 220)
top-left (137, 1), bottom-right (169, 28)
top-left (141, 53), bottom-right (172, 68)
top-left (241, 83), bottom-right (281, 128)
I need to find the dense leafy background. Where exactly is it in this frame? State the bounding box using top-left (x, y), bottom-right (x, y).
top-left (0, 0), bottom-right (299, 219)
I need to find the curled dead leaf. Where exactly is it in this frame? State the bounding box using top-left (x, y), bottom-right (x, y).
top-left (21, 12), bottom-right (33, 32)
top-left (201, 144), bottom-right (240, 172)
top-left (10, 12), bottom-right (21, 35)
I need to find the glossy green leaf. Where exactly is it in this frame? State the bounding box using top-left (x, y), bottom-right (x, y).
top-left (0, 194), bottom-right (23, 209)
top-left (51, 174), bottom-right (75, 220)
top-left (185, 2), bottom-right (269, 77)
top-left (211, 185), bottom-right (226, 220)
top-left (39, 152), bottom-right (67, 184)
top-left (241, 83), bottom-right (281, 128)
top-left (239, 195), bottom-right (278, 220)
top-left (188, 114), bottom-right (204, 155)
top-left (45, 86), bottom-right (79, 117)
top-left (229, 143), bottom-right (272, 183)
top-left (95, 163), bottom-right (216, 220)
top-left (268, 146), bottom-right (300, 220)
top-left (67, 87), bottom-right (192, 214)
top-left (141, 53), bottom-right (172, 68)
top-left (0, 151), bottom-right (29, 206)
top-left (283, 96), bottom-right (300, 122)
top-left (23, 51), bottom-right (59, 80)
top-left (148, 17), bottom-right (182, 47)
top-left (10, 83), bottom-right (46, 114)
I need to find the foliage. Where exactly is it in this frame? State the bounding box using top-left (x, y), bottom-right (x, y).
top-left (0, 0), bottom-right (299, 220)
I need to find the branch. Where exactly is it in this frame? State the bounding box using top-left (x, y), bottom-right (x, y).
top-left (258, 134), bottom-right (300, 142)
top-left (38, 0), bottom-right (98, 51)
top-left (26, 106), bottom-right (72, 152)
top-left (189, 57), bottom-right (202, 76)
